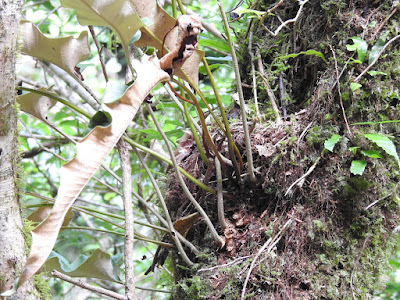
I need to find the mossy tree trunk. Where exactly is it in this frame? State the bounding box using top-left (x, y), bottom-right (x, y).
top-left (165, 1), bottom-right (400, 299)
top-left (0, 1), bottom-right (45, 299)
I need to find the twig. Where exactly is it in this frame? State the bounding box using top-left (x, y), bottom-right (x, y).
top-left (371, 3), bottom-right (399, 41)
top-left (43, 62), bottom-right (101, 110)
top-left (285, 156), bottom-right (321, 196)
top-left (218, 0), bottom-right (256, 183)
top-left (88, 26), bottom-right (109, 82)
top-left (354, 34), bottom-right (400, 82)
top-left (116, 139), bottom-right (136, 300)
top-left (240, 219), bottom-right (292, 300)
top-left (330, 45), bottom-right (351, 135)
top-left (248, 30), bottom-right (261, 119)
top-left (197, 254), bottom-right (254, 273)
top-left (146, 103), bottom-right (224, 247)
top-left (261, 0), bottom-right (309, 36)
top-left (51, 270), bottom-right (125, 300)
top-left (215, 157), bottom-right (229, 231)
top-left (364, 194), bottom-right (392, 210)
top-left (256, 48), bottom-right (281, 122)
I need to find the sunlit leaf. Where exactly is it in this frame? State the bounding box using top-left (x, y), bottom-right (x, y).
top-left (324, 134), bottom-right (341, 152)
top-left (19, 20), bottom-right (90, 79)
top-left (346, 37), bottom-right (368, 62)
top-left (367, 70), bottom-right (387, 76)
top-left (278, 50), bottom-right (327, 63)
top-left (364, 133), bottom-right (400, 167)
top-left (361, 149), bottom-right (382, 158)
top-left (350, 160), bottom-right (367, 175)
top-left (350, 82), bottom-right (361, 92)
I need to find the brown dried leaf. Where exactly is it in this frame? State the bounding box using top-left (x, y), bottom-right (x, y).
top-left (17, 54), bottom-right (169, 289)
top-left (17, 88), bottom-right (57, 121)
top-left (19, 21), bottom-right (90, 79)
top-left (173, 212), bottom-right (200, 238)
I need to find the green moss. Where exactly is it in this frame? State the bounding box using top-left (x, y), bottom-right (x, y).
top-left (32, 275), bottom-right (51, 300)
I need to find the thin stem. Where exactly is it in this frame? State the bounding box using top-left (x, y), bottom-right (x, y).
top-left (116, 139), bottom-right (136, 299)
top-left (183, 101), bottom-right (208, 163)
top-left (330, 45), bottom-right (351, 135)
top-left (88, 26), bottom-right (109, 82)
top-left (218, 0), bottom-right (256, 182)
top-left (146, 103), bottom-right (224, 247)
top-left (248, 30), bottom-right (261, 119)
top-left (200, 57), bottom-right (243, 175)
top-left (135, 148), bottom-right (196, 264)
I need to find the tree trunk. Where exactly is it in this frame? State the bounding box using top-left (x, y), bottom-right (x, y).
top-left (0, 1), bottom-right (44, 299)
top-left (165, 1), bottom-right (400, 299)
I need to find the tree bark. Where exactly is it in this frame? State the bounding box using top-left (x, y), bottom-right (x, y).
top-left (0, 1), bottom-right (43, 299)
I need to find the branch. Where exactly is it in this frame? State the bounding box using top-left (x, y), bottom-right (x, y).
top-left (116, 139), bottom-right (136, 300)
top-left (261, 0), bottom-right (309, 36)
top-left (51, 270), bottom-right (125, 300)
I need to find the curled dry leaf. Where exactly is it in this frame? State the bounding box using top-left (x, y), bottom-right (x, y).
top-left (19, 21), bottom-right (90, 79)
top-left (17, 88), bottom-right (57, 121)
top-left (16, 54), bottom-right (169, 290)
top-left (160, 15), bottom-right (203, 75)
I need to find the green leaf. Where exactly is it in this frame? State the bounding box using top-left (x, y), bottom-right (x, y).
top-left (198, 38), bottom-right (231, 53)
top-left (351, 120), bottom-right (400, 125)
top-left (199, 64), bottom-right (224, 75)
top-left (368, 32), bottom-right (388, 64)
top-left (350, 160), bottom-right (367, 175)
top-left (278, 49), bottom-right (327, 63)
top-left (350, 82), bottom-right (362, 92)
top-left (324, 134), bottom-right (341, 152)
top-left (349, 146), bottom-right (359, 154)
top-left (88, 111), bottom-right (112, 129)
top-left (361, 149), bottom-right (382, 158)
top-left (367, 70), bottom-right (387, 76)
top-left (364, 133), bottom-right (400, 167)
top-left (346, 37), bottom-right (368, 62)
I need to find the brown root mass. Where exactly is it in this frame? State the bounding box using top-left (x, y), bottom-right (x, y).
top-left (162, 0), bottom-right (400, 299)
